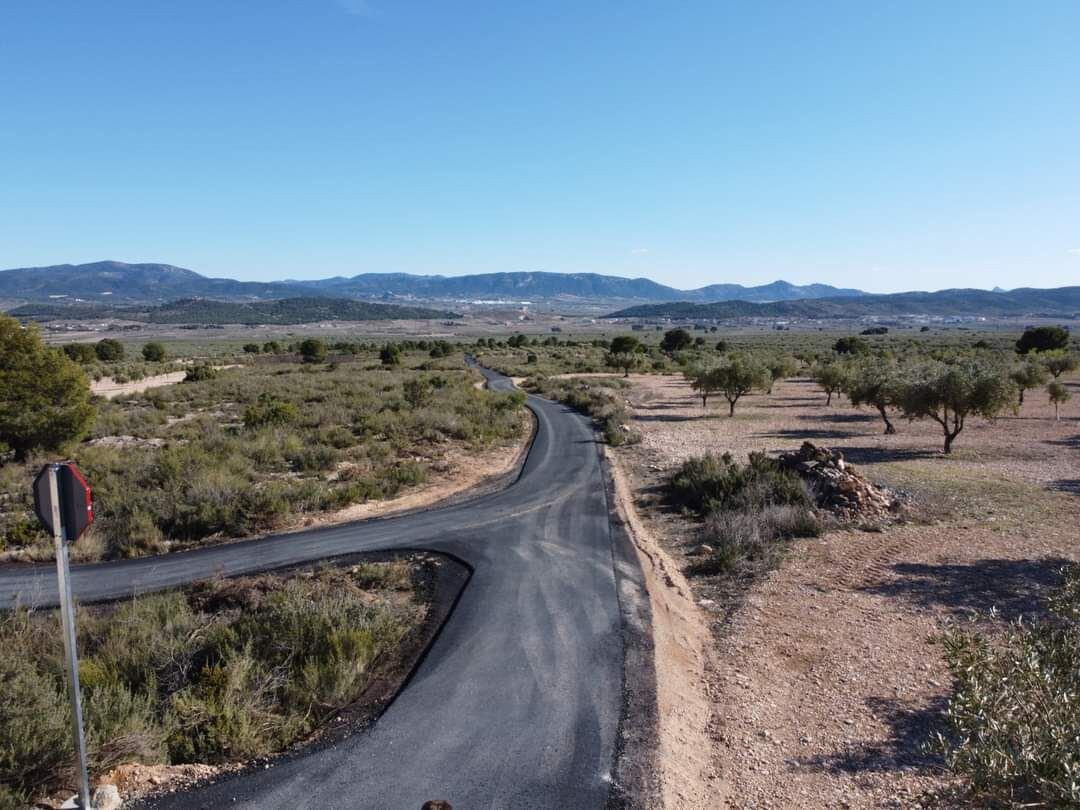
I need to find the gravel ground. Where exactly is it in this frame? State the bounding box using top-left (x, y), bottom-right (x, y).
top-left (610, 372), bottom-right (1079, 809)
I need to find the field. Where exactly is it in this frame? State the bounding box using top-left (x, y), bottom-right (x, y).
top-left (603, 358), bottom-right (1079, 807)
top-left (0, 342), bottom-right (527, 561)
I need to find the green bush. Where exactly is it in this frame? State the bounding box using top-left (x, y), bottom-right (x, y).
top-left (668, 452), bottom-right (812, 516)
top-left (243, 393), bottom-right (300, 429)
top-left (0, 564), bottom-right (422, 800)
top-left (930, 566), bottom-right (1080, 806)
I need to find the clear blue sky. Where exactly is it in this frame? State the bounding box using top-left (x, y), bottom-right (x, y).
top-left (2, 1), bottom-right (1078, 292)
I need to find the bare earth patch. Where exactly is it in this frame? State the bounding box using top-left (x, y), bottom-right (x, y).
top-left (607, 372), bottom-right (1080, 808)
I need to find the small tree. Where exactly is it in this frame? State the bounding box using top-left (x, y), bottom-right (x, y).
top-left (765, 355), bottom-right (799, 394)
top-left (1047, 381), bottom-right (1071, 420)
top-left (684, 365), bottom-right (719, 408)
top-left (1016, 325), bottom-right (1070, 354)
top-left (298, 338), bottom-right (327, 364)
top-left (811, 362), bottom-right (849, 405)
top-left (1009, 359), bottom-right (1049, 407)
top-left (895, 359), bottom-right (1016, 454)
top-left (711, 354), bottom-right (769, 416)
top-left (242, 343), bottom-right (261, 354)
top-left (62, 343), bottom-right (97, 364)
top-left (1041, 351), bottom-right (1078, 380)
top-left (846, 358), bottom-right (902, 434)
top-left (403, 377), bottom-right (434, 409)
top-left (660, 328), bottom-right (693, 353)
top-left (715, 339), bottom-right (729, 353)
top-left (0, 315), bottom-right (95, 460)
top-left (380, 344), bottom-right (402, 367)
top-left (95, 338), bottom-right (125, 362)
top-left (262, 341), bottom-right (282, 355)
top-left (141, 342), bottom-right (167, 362)
top-left (606, 335), bottom-right (642, 377)
top-left (833, 336), bottom-right (870, 355)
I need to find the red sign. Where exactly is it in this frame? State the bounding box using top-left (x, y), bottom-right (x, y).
top-left (32, 463), bottom-right (94, 541)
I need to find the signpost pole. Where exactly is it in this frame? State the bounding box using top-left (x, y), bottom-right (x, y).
top-left (49, 464), bottom-right (93, 810)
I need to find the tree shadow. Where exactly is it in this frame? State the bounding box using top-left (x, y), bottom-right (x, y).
top-left (634, 413), bottom-right (699, 423)
top-left (798, 411), bottom-right (877, 425)
top-left (827, 445), bottom-right (939, 465)
top-left (858, 557), bottom-right (1070, 621)
top-left (1046, 434), bottom-right (1080, 449)
top-left (1051, 479), bottom-right (1080, 495)
top-left (756, 428), bottom-right (863, 441)
top-left (793, 695), bottom-right (946, 776)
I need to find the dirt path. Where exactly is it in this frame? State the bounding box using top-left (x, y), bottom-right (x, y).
top-left (606, 372), bottom-right (1080, 808)
top-left (90, 371), bottom-right (188, 398)
top-left (606, 448), bottom-right (721, 808)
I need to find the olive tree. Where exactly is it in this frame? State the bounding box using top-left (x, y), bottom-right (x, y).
top-left (141, 341), bottom-right (167, 362)
top-left (710, 354), bottom-right (769, 416)
top-left (846, 357), bottom-right (902, 434)
top-left (605, 335), bottom-right (642, 377)
top-left (684, 365), bottom-right (719, 408)
top-left (765, 354), bottom-right (799, 394)
top-left (1047, 381), bottom-right (1071, 420)
top-left (0, 315), bottom-right (95, 460)
top-left (811, 361), bottom-right (849, 405)
top-left (895, 359), bottom-right (1016, 454)
top-left (1009, 359), bottom-right (1049, 407)
top-left (1042, 351), bottom-right (1078, 380)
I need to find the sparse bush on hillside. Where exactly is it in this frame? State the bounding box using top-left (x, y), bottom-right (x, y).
top-left (141, 342), bottom-right (167, 362)
top-left (95, 338), bottom-right (125, 362)
top-left (0, 563), bottom-right (424, 804)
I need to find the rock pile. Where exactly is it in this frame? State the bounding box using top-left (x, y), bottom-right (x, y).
top-left (778, 442), bottom-right (895, 519)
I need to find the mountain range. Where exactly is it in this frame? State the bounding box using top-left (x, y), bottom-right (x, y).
top-left (1, 261), bottom-right (1077, 322)
top-left (0, 261), bottom-right (864, 307)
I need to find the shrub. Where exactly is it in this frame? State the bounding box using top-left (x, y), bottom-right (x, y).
top-left (930, 566), bottom-right (1080, 806)
top-left (833, 336), bottom-right (870, 355)
top-left (184, 364), bottom-right (218, 382)
top-left (380, 344), bottom-right (401, 366)
top-left (242, 344), bottom-right (260, 354)
top-left (62, 343), bottom-right (98, 364)
top-left (95, 338), bottom-right (125, 362)
top-left (668, 452), bottom-right (812, 516)
top-left (243, 394), bottom-right (300, 429)
top-left (660, 328), bottom-right (693, 353)
top-left (298, 338), bottom-right (327, 364)
top-left (141, 342), bottom-right (167, 362)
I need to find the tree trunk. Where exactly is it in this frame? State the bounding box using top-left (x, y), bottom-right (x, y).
top-left (826, 391), bottom-right (833, 406)
top-left (702, 394), bottom-right (708, 408)
top-left (878, 405), bottom-right (896, 435)
top-left (728, 400), bottom-right (736, 417)
top-left (1019, 388), bottom-right (1025, 406)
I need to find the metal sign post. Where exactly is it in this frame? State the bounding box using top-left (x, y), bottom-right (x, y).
top-left (37, 464), bottom-right (94, 810)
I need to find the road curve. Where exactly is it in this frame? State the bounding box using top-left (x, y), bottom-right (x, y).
top-left (1, 367), bottom-right (651, 810)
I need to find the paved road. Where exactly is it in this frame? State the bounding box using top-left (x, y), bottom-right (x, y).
top-left (1, 368), bottom-right (645, 810)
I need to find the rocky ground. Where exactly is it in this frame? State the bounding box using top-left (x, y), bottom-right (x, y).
top-left (608, 372), bottom-right (1080, 808)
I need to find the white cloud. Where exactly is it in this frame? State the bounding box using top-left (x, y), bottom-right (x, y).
top-left (629, 247), bottom-right (649, 255)
top-left (1068, 248), bottom-right (1080, 255)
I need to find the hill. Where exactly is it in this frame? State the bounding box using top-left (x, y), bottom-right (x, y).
top-left (604, 287), bottom-right (1080, 320)
top-left (0, 261), bottom-right (862, 307)
top-left (9, 297), bottom-right (459, 325)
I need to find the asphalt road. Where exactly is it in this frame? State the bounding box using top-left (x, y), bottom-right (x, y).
top-left (1, 368), bottom-right (646, 810)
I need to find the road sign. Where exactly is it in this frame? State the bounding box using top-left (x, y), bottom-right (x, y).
top-left (33, 463), bottom-right (93, 542)
top-left (33, 464), bottom-right (94, 809)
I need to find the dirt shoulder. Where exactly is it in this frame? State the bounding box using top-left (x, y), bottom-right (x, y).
top-left (607, 373), bottom-right (1080, 808)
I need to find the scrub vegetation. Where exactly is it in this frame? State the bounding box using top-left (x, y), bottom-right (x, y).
top-left (0, 560), bottom-right (429, 809)
top-left (0, 329), bottom-right (526, 560)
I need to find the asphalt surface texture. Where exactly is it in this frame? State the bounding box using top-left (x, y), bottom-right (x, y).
top-left (1, 367), bottom-right (648, 810)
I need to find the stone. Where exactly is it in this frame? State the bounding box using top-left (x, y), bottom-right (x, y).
top-left (92, 785), bottom-right (123, 810)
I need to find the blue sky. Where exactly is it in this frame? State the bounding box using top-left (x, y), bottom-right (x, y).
top-left (1, 1), bottom-right (1078, 292)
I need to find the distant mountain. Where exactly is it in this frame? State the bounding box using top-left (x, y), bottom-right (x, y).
top-left (0, 261), bottom-right (309, 304)
top-left (605, 287), bottom-right (1080, 320)
top-left (0, 261), bottom-right (863, 307)
top-left (10, 297), bottom-right (458, 325)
